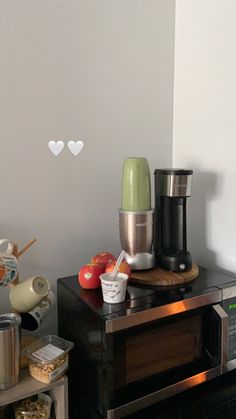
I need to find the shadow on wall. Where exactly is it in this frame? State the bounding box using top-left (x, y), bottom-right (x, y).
top-left (188, 170), bottom-right (224, 270)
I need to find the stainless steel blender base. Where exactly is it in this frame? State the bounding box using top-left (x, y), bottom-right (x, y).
top-left (119, 209), bottom-right (156, 270)
top-left (124, 251), bottom-right (156, 270)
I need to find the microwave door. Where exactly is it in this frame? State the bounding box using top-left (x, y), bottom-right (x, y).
top-left (106, 303), bottom-right (229, 419)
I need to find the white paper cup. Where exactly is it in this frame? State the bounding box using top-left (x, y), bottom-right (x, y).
top-left (100, 272), bottom-right (128, 304)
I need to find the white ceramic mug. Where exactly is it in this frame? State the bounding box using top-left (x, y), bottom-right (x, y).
top-left (0, 239), bottom-right (19, 287)
top-left (21, 290), bottom-right (56, 331)
top-left (100, 272), bottom-right (128, 304)
top-left (9, 276), bottom-right (50, 313)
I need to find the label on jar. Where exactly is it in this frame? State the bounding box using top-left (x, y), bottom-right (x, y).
top-left (32, 343), bottom-right (64, 361)
top-left (49, 359), bottom-right (69, 379)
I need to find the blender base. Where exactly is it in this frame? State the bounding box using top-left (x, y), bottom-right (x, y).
top-left (124, 251), bottom-right (156, 270)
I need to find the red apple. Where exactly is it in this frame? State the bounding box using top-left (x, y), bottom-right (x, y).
top-left (90, 252), bottom-right (116, 268)
top-left (78, 263), bottom-right (105, 289)
top-left (105, 260), bottom-right (131, 278)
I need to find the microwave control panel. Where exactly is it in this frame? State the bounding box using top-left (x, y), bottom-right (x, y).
top-left (222, 298), bottom-right (236, 361)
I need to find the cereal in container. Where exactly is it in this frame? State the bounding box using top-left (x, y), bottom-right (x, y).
top-left (15, 393), bottom-right (52, 419)
top-left (21, 334), bottom-right (74, 384)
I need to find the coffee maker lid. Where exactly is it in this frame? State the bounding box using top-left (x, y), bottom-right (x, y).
top-left (154, 168), bottom-right (193, 197)
top-left (154, 169), bottom-right (193, 175)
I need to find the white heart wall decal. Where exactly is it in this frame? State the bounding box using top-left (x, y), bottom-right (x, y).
top-left (67, 140), bottom-right (84, 156)
top-left (48, 140), bottom-right (64, 156)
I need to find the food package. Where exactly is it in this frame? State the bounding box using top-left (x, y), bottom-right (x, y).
top-left (15, 393), bottom-right (52, 419)
top-left (21, 334), bottom-right (74, 384)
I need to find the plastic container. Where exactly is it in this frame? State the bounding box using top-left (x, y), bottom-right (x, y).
top-left (21, 334), bottom-right (74, 384)
top-left (15, 393), bottom-right (52, 419)
top-left (121, 157), bottom-right (151, 211)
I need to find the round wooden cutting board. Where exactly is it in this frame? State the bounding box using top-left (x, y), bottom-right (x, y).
top-left (130, 263), bottom-right (199, 286)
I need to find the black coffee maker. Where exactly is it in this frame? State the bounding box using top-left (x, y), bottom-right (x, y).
top-left (154, 169), bottom-right (193, 272)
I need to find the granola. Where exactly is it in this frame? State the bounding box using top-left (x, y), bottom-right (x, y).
top-left (29, 352), bottom-right (68, 384)
top-left (15, 394), bottom-right (51, 419)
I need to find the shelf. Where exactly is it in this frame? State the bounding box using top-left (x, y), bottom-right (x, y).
top-left (0, 368), bottom-right (68, 419)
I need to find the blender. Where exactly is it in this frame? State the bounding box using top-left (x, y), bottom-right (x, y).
top-left (119, 157), bottom-right (155, 270)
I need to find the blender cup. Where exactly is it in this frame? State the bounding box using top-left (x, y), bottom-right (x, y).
top-left (119, 157), bottom-right (155, 270)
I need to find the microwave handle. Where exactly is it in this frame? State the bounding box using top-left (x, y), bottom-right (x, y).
top-left (107, 367), bottom-right (222, 419)
top-left (213, 304), bottom-right (229, 369)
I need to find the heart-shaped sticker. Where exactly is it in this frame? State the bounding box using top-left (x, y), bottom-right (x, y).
top-left (48, 140), bottom-right (64, 156)
top-left (67, 140), bottom-right (84, 156)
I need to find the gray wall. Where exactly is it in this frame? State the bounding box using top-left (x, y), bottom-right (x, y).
top-left (0, 0), bottom-right (175, 334)
top-left (173, 0), bottom-right (236, 275)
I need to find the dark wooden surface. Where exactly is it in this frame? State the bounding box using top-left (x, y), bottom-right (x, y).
top-left (130, 263), bottom-right (199, 286)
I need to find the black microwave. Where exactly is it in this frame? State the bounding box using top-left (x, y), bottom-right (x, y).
top-left (57, 266), bottom-right (236, 419)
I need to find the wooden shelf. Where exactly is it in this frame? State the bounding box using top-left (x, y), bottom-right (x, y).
top-left (0, 368), bottom-right (68, 419)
